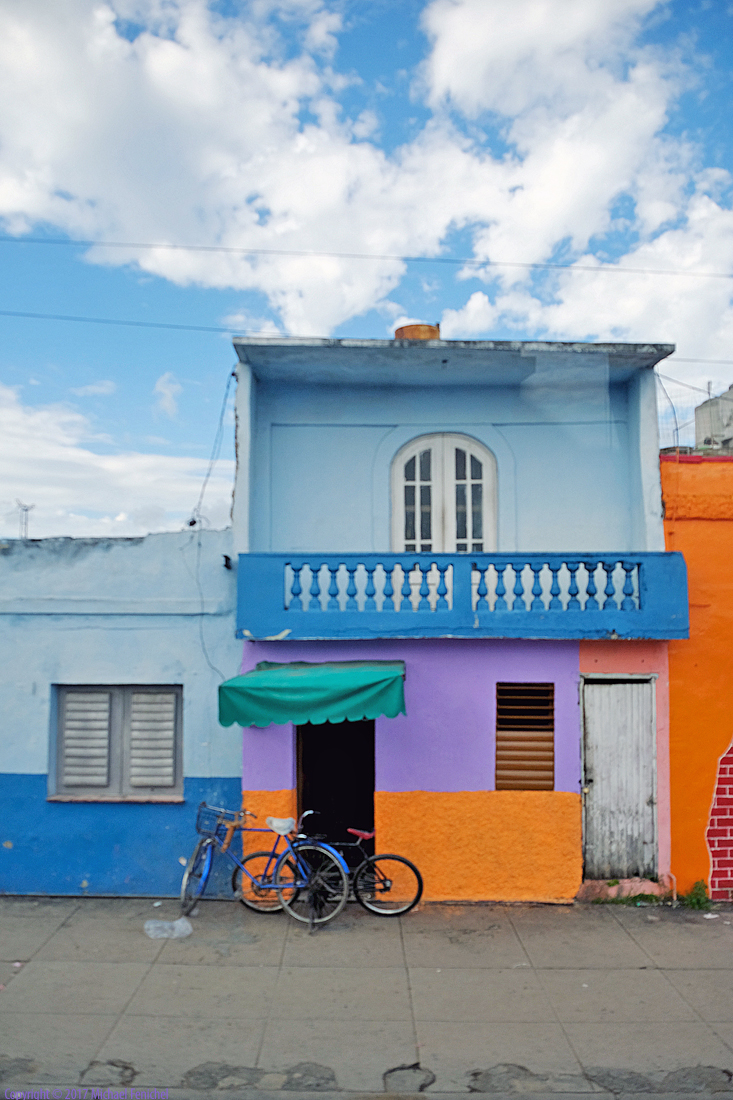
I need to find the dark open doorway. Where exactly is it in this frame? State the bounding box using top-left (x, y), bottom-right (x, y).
top-left (297, 719), bottom-right (375, 863)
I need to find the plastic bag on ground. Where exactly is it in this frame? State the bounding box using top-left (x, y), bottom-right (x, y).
top-left (144, 916), bottom-right (193, 939)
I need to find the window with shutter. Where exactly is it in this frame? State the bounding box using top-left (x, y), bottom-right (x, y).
top-left (495, 682), bottom-right (555, 790)
top-left (53, 685), bottom-right (182, 800)
top-left (129, 691), bottom-right (177, 788)
top-left (61, 691), bottom-right (111, 787)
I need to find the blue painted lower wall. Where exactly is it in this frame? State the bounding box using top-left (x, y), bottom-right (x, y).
top-left (0, 775), bottom-right (242, 896)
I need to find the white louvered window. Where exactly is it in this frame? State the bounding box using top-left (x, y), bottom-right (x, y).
top-left (55, 686), bottom-right (182, 800)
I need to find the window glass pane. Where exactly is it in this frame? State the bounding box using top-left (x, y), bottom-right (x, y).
top-left (472, 542), bottom-right (483, 552)
top-left (404, 456), bottom-right (416, 482)
top-left (419, 449), bottom-right (431, 482)
top-left (456, 483), bottom-right (467, 539)
top-left (420, 543), bottom-right (432, 552)
top-left (455, 448), bottom-right (466, 481)
top-left (471, 483), bottom-right (483, 540)
top-left (404, 485), bottom-right (415, 541)
top-left (420, 485), bottom-right (432, 539)
top-left (470, 454), bottom-right (482, 480)
top-left (457, 542), bottom-right (467, 552)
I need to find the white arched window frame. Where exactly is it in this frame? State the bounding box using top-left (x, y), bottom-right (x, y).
top-left (390, 434), bottom-right (497, 553)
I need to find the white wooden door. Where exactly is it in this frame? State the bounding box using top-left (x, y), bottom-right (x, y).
top-left (582, 679), bottom-right (657, 879)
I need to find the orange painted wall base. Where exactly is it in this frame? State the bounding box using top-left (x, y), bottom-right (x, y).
top-left (375, 790), bottom-right (583, 902)
top-left (241, 788), bottom-right (582, 901)
top-left (241, 789), bottom-right (296, 856)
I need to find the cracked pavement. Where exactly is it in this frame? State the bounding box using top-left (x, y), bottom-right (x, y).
top-left (1, 895), bottom-right (733, 1096)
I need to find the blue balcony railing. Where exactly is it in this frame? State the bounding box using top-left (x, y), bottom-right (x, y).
top-left (237, 552), bottom-right (689, 641)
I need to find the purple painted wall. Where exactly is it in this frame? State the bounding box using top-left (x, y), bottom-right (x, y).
top-left (240, 638), bottom-right (582, 794)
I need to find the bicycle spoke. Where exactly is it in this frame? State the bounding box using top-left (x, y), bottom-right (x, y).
top-left (233, 850), bottom-right (284, 913)
top-left (180, 839), bottom-right (213, 915)
top-left (274, 844), bottom-right (348, 925)
top-left (353, 854), bottom-right (423, 915)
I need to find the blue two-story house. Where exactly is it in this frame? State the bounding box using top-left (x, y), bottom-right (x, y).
top-left (224, 328), bottom-right (689, 902)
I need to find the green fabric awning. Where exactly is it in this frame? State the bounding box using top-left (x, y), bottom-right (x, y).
top-left (218, 660), bottom-right (406, 728)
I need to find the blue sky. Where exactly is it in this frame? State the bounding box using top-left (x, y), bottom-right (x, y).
top-left (1, 0), bottom-right (732, 537)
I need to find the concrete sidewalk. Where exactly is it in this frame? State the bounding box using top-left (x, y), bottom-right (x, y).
top-left (1, 895), bottom-right (733, 1098)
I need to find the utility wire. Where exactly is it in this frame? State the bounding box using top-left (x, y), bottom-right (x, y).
top-left (192, 526), bottom-right (226, 682)
top-left (4, 306), bottom-right (733, 402)
top-left (2, 233), bottom-right (733, 280)
top-left (4, 305), bottom-right (733, 380)
top-left (184, 366), bottom-right (238, 684)
top-left (673, 357), bottom-right (733, 366)
top-left (657, 372), bottom-right (733, 406)
top-left (0, 307), bottom-right (243, 335)
top-left (656, 374), bottom-right (680, 448)
top-left (189, 368), bottom-right (236, 526)
top-left (657, 373), bottom-right (713, 395)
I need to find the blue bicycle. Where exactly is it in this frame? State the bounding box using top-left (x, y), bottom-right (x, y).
top-left (180, 803), bottom-right (349, 927)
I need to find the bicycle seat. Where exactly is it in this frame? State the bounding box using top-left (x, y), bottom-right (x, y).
top-left (347, 828), bottom-right (375, 840)
top-left (266, 816), bottom-right (296, 836)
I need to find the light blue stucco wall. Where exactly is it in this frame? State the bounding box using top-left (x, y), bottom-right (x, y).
top-left (244, 369), bottom-right (658, 556)
top-left (0, 529), bottom-right (244, 895)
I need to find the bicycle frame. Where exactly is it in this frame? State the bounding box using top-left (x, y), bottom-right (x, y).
top-left (198, 804), bottom-right (348, 896)
top-left (304, 831), bottom-right (370, 877)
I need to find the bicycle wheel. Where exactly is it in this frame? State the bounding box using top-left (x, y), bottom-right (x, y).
top-left (274, 843), bottom-right (348, 925)
top-left (181, 838), bottom-right (214, 914)
top-left (232, 850), bottom-right (285, 913)
top-left (353, 854), bottom-right (423, 915)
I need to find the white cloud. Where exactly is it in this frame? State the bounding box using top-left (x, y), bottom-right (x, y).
top-left (352, 110), bottom-right (379, 140)
top-left (420, 0), bottom-right (663, 118)
top-left (441, 188), bottom-right (733, 392)
top-left (0, 384), bottom-right (233, 538)
top-left (222, 310), bottom-right (282, 336)
top-left (0, 0), bottom-right (730, 399)
top-left (440, 292), bottom-right (497, 338)
top-left (70, 379), bottom-right (117, 396)
top-left (154, 371), bottom-right (182, 417)
top-left (0, 0), bottom-right (681, 335)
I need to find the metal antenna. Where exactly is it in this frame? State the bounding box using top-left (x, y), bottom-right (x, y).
top-left (16, 499), bottom-right (35, 540)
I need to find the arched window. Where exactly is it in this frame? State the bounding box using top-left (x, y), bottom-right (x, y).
top-left (391, 434), bottom-right (497, 552)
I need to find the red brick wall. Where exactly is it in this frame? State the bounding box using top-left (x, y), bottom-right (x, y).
top-left (707, 744), bottom-right (733, 901)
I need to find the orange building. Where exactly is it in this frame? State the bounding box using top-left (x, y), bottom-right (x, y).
top-left (662, 454), bottom-right (733, 898)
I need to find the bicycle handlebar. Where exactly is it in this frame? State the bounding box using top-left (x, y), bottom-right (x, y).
top-left (219, 808), bottom-right (257, 852)
top-left (296, 808), bottom-right (318, 831)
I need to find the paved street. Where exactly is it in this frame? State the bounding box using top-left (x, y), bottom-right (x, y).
top-left (2, 895), bottom-right (733, 1098)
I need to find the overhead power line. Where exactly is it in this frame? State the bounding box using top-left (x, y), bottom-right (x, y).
top-left (657, 373), bottom-right (713, 395)
top-left (189, 369), bottom-right (236, 526)
top-left (0, 308), bottom-right (241, 335)
top-left (656, 375), bottom-right (680, 447)
top-left (3, 308), bottom-right (733, 383)
top-left (672, 357), bottom-right (733, 366)
top-left (657, 371), bottom-right (733, 408)
top-left (1, 234), bottom-right (733, 280)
